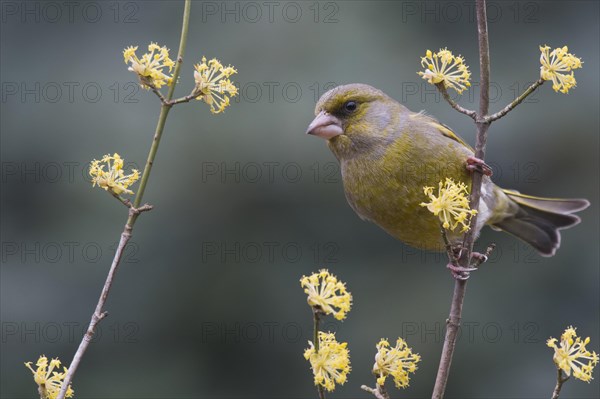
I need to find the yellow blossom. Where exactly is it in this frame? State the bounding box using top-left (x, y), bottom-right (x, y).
top-left (123, 43), bottom-right (175, 89)
top-left (420, 178), bottom-right (477, 232)
top-left (304, 331), bottom-right (351, 392)
top-left (25, 355), bottom-right (74, 399)
top-left (539, 45), bottom-right (582, 94)
top-left (193, 57), bottom-right (238, 114)
top-left (418, 48), bottom-right (471, 94)
top-left (89, 153), bottom-right (139, 195)
top-left (300, 269), bottom-right (352, 320)
top-left (373, 338), bottom-right (421, 389)
top-left (547, 326), bottom-right (599, 382)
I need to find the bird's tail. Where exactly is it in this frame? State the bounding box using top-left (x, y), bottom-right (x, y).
top-left (491, 190), bottom-right (589, 257)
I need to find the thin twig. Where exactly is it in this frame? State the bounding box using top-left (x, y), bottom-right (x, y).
top-left (431, 278), bottom-right (468, 399)
top-left (436, 83), bottom-right (477, 120)
top-left (127, 102), bottom-right (172, 227)
top-left (169, 93), bottom-right (198, 105)
top-left (131, 204), bottom-right (154, 214)
top-left (361, 384), bottom-right (391, 399)
top-left (110, 192), bottom-right (133, 208)
top-left (440, 225), bottom-right (456, 264)
top-left (486, 79), bottom-right (544, 123)
top-left (56, 227), bottom-right (130, 399)
top-left (56, 2), bottom-right (192, 398)
top-left (128, 0), bottom-right (192, 224)
top-left (166, 0), bottom-right (192, 103)
top-left (431, 0), bottom-right (491, 397)
top-left (150, 85), bottom-right (168, 104)
top-left (551, 369), bottom-right (570, 399)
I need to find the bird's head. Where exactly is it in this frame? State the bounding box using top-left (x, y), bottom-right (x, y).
top-left (306, 84), bottom-right (403, 158)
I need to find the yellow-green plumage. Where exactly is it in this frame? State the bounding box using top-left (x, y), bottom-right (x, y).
top-left (308, 84), bottom-right (588, 256)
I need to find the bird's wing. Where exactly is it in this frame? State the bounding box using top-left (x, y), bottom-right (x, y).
top-left (410, 112), bottom-right (473, 151)
top-left (431, 121), bottom-right (474, 151)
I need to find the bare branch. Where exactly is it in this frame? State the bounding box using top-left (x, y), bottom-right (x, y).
top-left (551, 369), bottom-right (570, 399)
top-left (56, 2), bottom-right (192, 398)
top-left (150, 86), bottom-right (168, 104)
top-left (130, 203), bottom-right (153, 215)
top-left (169, 93), bottom-right (198, 106)
top-left (56, 227), bottom-right (132, 399)
top-left (432, 1), bottom-right (492, 398)
top-left (486, 79), bottom-right (544, 123)
top-left (361, 384), bottom-right (391, 399)
top-left (436, 84), bottom-right (477, 120)
top-left (110, 192), bottom-right (133, 208)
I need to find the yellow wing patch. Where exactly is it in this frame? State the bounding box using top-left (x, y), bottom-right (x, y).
top-left (409, 112), bottom-right (473, 150)
top-left (429, 122), bottom-right (473, 151)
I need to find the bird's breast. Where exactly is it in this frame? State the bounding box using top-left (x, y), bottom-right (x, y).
top-left (338, 139), bottom-right (475, 251)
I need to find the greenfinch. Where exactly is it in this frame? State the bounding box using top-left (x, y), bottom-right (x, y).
top-left (306, 84), bottom-right (589, 256)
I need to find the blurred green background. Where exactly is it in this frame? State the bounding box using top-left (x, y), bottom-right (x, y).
top-left (1, 1), bottom-right (598, 398)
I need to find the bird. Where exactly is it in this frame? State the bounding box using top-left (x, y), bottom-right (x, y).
top-left (306, 83), bottom-right (589, 257)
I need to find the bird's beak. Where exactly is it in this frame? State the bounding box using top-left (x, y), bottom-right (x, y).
top-left (306, 111), bottom-right (343, 139)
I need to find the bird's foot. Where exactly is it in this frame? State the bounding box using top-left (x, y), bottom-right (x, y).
top-left (470, 251), bottom-right (488, 267)
top-left (466, 156), bottom-right (493, 176)
top-left (446, 244), bottom-right (495, 280)
top-left (447, 263), bottom-right (477, 280)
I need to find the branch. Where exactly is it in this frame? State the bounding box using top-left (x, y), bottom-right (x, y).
top-left (361, 384), bottom-right (391, 399)
top-left (127, 102), bottom-right (171, 224)
top-left (166, 0), bottom-right (192, 103)
top-left (169, 93), bottom-right (198, 106)
top-left (127, 0), bottom-right (191, 227)
top-left (56, 2), bottom-right (192, 398)
top-left (56, 226), bottom-right (130, 399)
top-left (431, 278), bottom-right (468, 399)
top-left (485, 79), bottom-right (544, 123)
top-left (110, 192), bottom-right (133, 208)
top-left (150, 85), bottom-right (168, 105)
top-left (432, 0), bottom-right (491, 398)
top-left (440, 225), bottom-right (457, 264)
top-left (551, 369), bottom-right (570, 399)
top-left (436, 84), bottom-right (477, 120)
top-left (461, 0), bottom-right (491, 262)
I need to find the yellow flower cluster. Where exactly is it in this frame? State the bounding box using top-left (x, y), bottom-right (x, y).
top-left (193, 57), bottom-right (238, 114)
top-left (304, 331), bottom-right (351, 392)
top-left (547, 326), bottom-right (598, 382)
top-left (25, 356), bottom-right (74, 399)
top-left (300, 269), bottom-right (352, 320)
top-left (539, 45), bottom-right (582, 94)
top-left (123, 43), bottom-right (175, 89)
top-left (373, 338), bottom-right (421, 389)
top-left (421, 178), bottom-right (477, 232)
top-left (418, 48), bottom-right (471, 94)
top-left (122, 44), bottom-right (238, 113)
top-left (89, 153), bottom-right (140, 195)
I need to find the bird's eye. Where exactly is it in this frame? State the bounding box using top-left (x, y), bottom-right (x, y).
top-left (343, 101), bottom-right (358, 113)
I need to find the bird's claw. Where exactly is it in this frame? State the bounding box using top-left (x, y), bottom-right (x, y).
top-left (466, 156), bottom-right (493, 176)
top-left (447, 263), bottom-right (477, 280)
top-left (447, 250), bottom-right (491, 280)
top-left (470, 251), bottom-right (488, 267)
